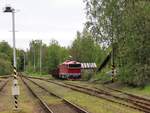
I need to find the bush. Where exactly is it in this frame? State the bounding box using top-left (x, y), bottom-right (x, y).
top-left (81, 70), bottom-right (93, 80)
top-left (0, 58), bottom-right (12, 75)
top-left (119, 64), bottom-right (150, 87)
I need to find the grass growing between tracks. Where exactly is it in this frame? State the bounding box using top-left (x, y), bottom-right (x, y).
top-left (32, 79), bottom-right (143, 113)
top-left (18, 79), bottom-right (37, 113)
top-left (24, 78), bottom-right (63, 105)
top-left (66, 80), bottom-right (150, 99)
top-left (25, 72), bottom-right (52, 78)
top-left (122, 84), bottom-right (150, 98)
top-left (18, 78), bottom-right (48, 113)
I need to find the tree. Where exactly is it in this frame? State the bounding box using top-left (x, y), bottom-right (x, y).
top-left (17, 50), bottom-right (25, 71)
top-left (47, 39), bottom-right (69, 72)
top-left (0, 41), bottom-right (12, 61)
top-left (0, 58), bottom-right (12, 75)
top-left (70, 29), bottom-right (104, 64)
top-left (84, 0), bottom-right (150, 86)
top-left (27, 40), bottom-right (42, 72)
top-left (0, 41), bottom-right (13, 75)
top-left (26, 39), bottom-right (69, 74)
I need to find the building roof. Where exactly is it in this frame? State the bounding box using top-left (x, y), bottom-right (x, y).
top-left (81, 63), bottom-right (97, 69)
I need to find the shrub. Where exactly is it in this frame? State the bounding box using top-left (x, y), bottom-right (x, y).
top-left (0, 58), bottom-right (12, 75)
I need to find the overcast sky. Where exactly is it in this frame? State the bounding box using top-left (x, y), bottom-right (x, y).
top-left (0, 0), bottom-right (86, 50)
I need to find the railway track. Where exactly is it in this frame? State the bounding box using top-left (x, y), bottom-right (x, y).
top-left (64, 82), bottom-right (150, 105)
top-left (63, 82), bottom-right (150, 112)
top-left (0, 78), bottom-right (9, 92)
top-left (62, 81), bottom-right (150, 109)
top-left (48, 80), bottom-right (150, 113)
top-left (25, 76), bottom-right (150, 113)
top-left (21, 76), bottom-right (89, 113)
top-left (0, 75), bottom-right (12, 79)
top-left (101, 85), bottom-right (150, 104)
top-left (21, 77), bottom-right (53, 113)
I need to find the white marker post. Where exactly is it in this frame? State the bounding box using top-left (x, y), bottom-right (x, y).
top-left (12, 79), bottom-right (20, 108)
top-left (12, 79), bottom-right (20, 96)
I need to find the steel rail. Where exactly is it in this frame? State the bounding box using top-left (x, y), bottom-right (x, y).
top-left (23, 76), bottom-right (90, 113)
top-left (21, 77), bottom-right (54, 113)
top-left (62, 82), bottom-right (150, 108)
top-left (0, 79), bottom-right (9, 91)
top-left (102, 85), bottom-right (150, 103)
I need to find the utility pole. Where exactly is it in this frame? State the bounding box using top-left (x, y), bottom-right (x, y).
top-left (4, 6), bottom-right (20, 110)
top-left (31, 42), bottom-right (35, 71)
top-left (111, 34), bottom-right (115, 83)
top-left (24, 52), bottom-right (26, 72)
top-left (40, 40), bottom-right (42, 75)
top-left (33, 44), bottom-right (36, 71)
top-left (111, 12), bottom-right (115, 83)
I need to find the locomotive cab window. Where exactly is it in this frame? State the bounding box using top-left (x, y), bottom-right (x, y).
top-left (69, 64), bottom-right (81, 68)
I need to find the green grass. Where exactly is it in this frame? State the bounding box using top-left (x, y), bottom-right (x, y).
top-left (18, 79), bottom-right (37, 113)
top-left (91, 67), bottom-right (112, 82)
top-left (24, 72), bottom-right (53, 79)
top-left (67, 79), bottom-right (150, 99)
top-left (42, 95), bottom-right (62, 104)
top-left (122, 84), bottom-right (150, 97)
top-left (64, 91), bottom-right (141, 113)
top-left (26, 78), bottom-right (62, 105)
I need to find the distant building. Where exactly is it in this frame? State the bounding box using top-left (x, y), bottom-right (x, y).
top-left (81, 63), bottom-right (97, 69)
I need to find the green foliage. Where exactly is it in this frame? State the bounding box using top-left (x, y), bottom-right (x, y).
top-left (84, 0), bottom-right (150, 86)
top-left (0, 41), bottom-right (27, 74)
top-left (0, 41), bottom-right (13, 75)
top-left (48, 40), bottom-right (60, 70)
top-left (0, 58), bottom-right (12, 75)
top-left (26, 39), bottom-right (69, 74)
top-left (0, 41), bottom-right (12, 60)
top-left (47, 40), bottom-right (69, 72)
top-left (70, 29), bottom-right (104, 64)
top-left (17, 50), bottom-right (25, 71)
top-left (117, 1), bottom-right (150, 86)
top-left (81, 70), bottom-right (94, 80)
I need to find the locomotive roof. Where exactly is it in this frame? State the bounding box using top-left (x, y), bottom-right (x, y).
top-left (61, 60), bottom-right (81, 65)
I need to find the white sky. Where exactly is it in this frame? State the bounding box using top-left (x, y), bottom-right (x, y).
top-left (0, 0), bottom-right (86, 50)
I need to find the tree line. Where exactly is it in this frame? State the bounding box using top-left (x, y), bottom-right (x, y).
top-left (0, 31), bottom-right (104, 76)
top-left (26, 31), bottom-right (104, 74)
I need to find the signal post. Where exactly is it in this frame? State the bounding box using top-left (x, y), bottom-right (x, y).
top-left (4, 6), bottom-right (20, 110)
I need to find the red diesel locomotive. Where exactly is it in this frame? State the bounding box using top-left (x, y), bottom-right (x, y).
top-left (52, 60), bottom-right (81, 79)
